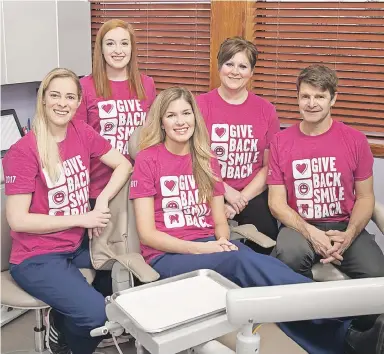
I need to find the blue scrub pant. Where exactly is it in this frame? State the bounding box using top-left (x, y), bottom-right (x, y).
top-left (151, 237), bottom-right (351, 354)
top-left (10, 240), bottom-right (106, 354)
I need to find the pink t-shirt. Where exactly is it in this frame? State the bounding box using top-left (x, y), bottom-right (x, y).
top-left (197, 89), bottom-right (280, 191)
top-left (267, 120), bottom-right (373, 222)
top-left (74, 74), bottom-right (156, 198)
top-left (3, 120), bottom-right (112, 264)
top-left (129, 144), bottom-right (225, 263)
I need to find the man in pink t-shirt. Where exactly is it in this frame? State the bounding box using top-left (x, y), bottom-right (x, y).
top-left (267, 64), bottom-right (384, 280)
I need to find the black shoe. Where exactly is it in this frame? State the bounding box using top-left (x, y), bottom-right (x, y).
top-left (45, 308), bottom-right (71, 354)
top-left (345, 314), bottom-right (384, 354)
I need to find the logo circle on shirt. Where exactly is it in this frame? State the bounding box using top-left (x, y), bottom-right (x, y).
top-left (104, 122), bottom-right (115, 132)
top-left (52, 191), bottom-right (66, 205)
top-left (166, 201), bottom-right (179, 209)
top-left (214, 146), bottom-right (225, 158)
top-left (298, 182), bottom-right (310, 196)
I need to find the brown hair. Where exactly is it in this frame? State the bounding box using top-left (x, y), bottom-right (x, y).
top-left (139, 87), bottom-right (219, 203)
top-left (217, 37), bottom-right (258, 69)
top-left (92, 19), bottom-right (145, 100)
top-left (297, 64), bottom-right (338, 99)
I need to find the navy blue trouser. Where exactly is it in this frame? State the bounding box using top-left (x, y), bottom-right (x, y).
top-left (10, 241), bottom-right (106, 354)
top-left (151, 237), bottom-right (351, 354)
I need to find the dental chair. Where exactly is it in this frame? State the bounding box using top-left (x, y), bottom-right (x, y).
top-left (0, 169), bottom-right (96, 354)
top-left (89, 127), bottom-right (384, 353)
top-left (88, 127), bottom-right (306, 353)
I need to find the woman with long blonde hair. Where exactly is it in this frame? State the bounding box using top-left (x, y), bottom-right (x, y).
top-left (129, 86), bottom-right (384, 354)
top-left (74, 19), bottom-right (156, 208)
top-left (3, 68), bottom-right (131, 354)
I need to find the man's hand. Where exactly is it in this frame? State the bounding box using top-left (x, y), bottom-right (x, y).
top-left (307, 225), bottom-right (343, 265)
top-left (225, 185), bottom-right (248, 214)
top-left (325, 229), bottom-right (353, 256)
top-left (225, 203), bottom-right (237, 219)
top-left (320, 241), bottom-right (343, 264)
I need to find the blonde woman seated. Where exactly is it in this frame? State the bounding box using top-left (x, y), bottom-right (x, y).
top-left (3, 68), bottom-right (132, 354)
top-left (128, 86), bottom-right (383, 354)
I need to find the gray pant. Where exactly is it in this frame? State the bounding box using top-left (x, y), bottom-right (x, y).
top-left (274, 222), bottom-right (384, 279)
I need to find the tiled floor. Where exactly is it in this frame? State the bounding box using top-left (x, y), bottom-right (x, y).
top-left (1, 310), bottom-right (137, 354)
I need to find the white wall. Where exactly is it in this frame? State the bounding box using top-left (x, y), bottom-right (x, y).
top-left (1, 82), bottom-right (384, 250)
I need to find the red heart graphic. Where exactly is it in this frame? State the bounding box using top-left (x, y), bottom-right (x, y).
top-left (215, 127), bottom-right (226, 138)
top-left (102, 104), bottom-right (113, 114)
top-left (296, 163), bottom-right (307, 174)
top-left (164, 180), bottom-right (176, 191)
top-left (54, 210), bottom-right (65, 216)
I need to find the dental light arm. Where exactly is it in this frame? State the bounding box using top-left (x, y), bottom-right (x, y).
top-left (226, 278), bottom-right (384, 326)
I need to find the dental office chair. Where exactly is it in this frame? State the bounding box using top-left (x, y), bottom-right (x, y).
top-left (89, 127), bottom-right (306, 353)
top-left (0, 171), bottom-right (96, 354)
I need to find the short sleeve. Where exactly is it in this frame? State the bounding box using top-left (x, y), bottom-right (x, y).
top-left (211, 157), bottom-right (225, 196)
top-left (129, 152), bottom-right (156, 199)
top-left (82, 122), bottom-right (112, 158)
top-left (266, 106), bottom-right (280, 149)
top-left (354, 135), bottom-right (374, 181)
top-left (267, 136), bottom-right (284, 185)
top-left (3, 146), bottom-right (38, 195)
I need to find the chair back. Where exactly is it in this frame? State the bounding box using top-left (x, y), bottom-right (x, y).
top-left (89, 126), bottom-right (143, 269)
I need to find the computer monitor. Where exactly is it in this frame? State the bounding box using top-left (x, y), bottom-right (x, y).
top-left (1, 109), bottom-right (24, 158)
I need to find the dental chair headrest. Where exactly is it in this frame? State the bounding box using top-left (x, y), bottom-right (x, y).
top-left (128, 126), bottom-right (142, 161)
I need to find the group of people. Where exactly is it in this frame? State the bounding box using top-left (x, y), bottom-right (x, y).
top-left (3, 18), bottom-right (384, 354)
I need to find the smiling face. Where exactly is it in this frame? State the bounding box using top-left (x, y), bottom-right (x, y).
top-left (102, 27), bottom-right (132, 71)
top-left (298, 82), bottom-right (337, 125)
top-left (162, 98), bottom-right (195, 152)
top-left (52, 190), bottom-right (66, 205)
top-left (43, 77), bottom-right (80, 128)
top-left (219, 51), bottom-right (253, 93)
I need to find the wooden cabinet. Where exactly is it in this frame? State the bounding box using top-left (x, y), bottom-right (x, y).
top-left (1, 1), bottom-right (91, 84)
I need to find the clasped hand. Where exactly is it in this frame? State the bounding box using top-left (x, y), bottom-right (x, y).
top-left (308, 226), bottom-right (353, 265)
top-left (225, 186), bottom-right (248, 216)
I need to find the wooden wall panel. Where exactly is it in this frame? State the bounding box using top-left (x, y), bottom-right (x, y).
top-left (210, 0), bottom-right (254, 89)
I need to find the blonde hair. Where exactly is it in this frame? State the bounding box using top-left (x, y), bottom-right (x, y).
top-left (33, 68), bottom-right (82, 183)
top-left (92, 19), bottom-right (145, 100)
top-left (140, 87), bottom-right (219, 202)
